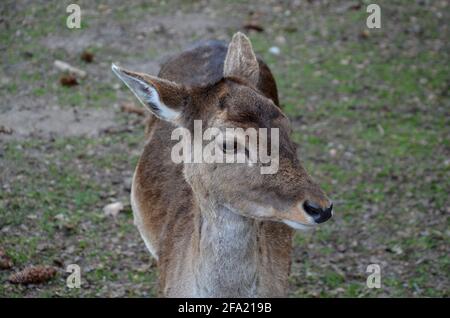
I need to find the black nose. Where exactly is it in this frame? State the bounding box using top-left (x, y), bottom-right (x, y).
top-left (303, 201), bottom-right (333, 224)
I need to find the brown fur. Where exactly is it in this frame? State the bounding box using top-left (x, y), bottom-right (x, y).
top-left (118, 34), bottom-right (331, 297)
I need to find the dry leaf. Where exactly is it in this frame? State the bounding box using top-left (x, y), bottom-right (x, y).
top-left (359, 30), bottom-right (370, 39)
top-left (60, 74), bottom-right (79, 87)
top-left (0, 248), bottom-right (13, 270)
top-left (120, 101), bottom-right (145, 116)
top-left (243, 22), bottom-right (264, 33)
top-left (9, 266), bottom-right (57, 284)
top-left (0, 125), bottom-right (13, 135)
top-left (81, 50), bottom-right (94, 63)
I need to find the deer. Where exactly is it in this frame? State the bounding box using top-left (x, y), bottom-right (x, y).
top-left (112, 32), bottom-right (333, 297)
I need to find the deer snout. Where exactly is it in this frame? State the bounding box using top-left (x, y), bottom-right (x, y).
top-left (303, 200), bottom-right (333, 224)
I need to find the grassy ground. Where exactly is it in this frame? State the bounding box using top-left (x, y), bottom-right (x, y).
top-left (0, 0), bottom-right (448, 297)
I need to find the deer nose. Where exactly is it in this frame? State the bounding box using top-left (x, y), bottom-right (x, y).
top-left (303, 201), bottom-right (333, 224)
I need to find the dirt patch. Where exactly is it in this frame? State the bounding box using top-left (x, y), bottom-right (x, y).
top-left (40, 12), bottom-right (237, 54)
top-left (0, 107), bottom-right (116, 140)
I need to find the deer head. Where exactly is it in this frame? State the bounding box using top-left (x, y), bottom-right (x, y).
top-left (112, 32), bottom-right (333, 230)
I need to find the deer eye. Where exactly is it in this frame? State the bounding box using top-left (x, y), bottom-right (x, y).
top-left (221, 140), bottom-right (251, 159)
top-left (222, 140), bottom-right (238, 154)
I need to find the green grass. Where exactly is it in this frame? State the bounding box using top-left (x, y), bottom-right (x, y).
top-left (0, 134), bottom-right (149, 297)
top-left (1, 0), bottom-right (448, 297)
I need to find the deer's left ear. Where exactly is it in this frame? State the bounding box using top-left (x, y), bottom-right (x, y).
top-left (223, 32), bottom-right (259, 85)
top-left (112, 64), bottom-right (187, 123)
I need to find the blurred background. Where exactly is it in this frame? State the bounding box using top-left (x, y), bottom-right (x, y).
top-left (0, 0), bottom-right (448, 297)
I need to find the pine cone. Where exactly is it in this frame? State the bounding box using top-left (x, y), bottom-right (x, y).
top-left (0, 248), bottom-right (13, 270)
top-left (9, 266), bottom-right (57, 284)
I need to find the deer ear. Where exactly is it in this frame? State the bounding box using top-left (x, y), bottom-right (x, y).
top-left (112, 64), bottom-right (187, 123)
top-left (223, 32), bottom-right (259, 85)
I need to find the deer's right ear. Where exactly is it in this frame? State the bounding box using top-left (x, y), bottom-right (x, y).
top-left (112, 64), bottom-right (187, 123)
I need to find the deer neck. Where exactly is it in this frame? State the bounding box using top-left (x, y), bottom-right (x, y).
top-left (192, 202), bottom-right (260, 297)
